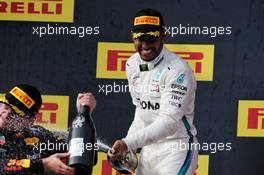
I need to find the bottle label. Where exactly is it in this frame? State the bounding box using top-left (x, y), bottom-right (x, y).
top-left (72, 116), bottom-right (85, 128)
top-left (69, 138), bottom-right (84, 157)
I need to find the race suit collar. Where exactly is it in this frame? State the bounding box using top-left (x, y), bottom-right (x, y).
top-left (139, 46), bottom-right (165, 71)
top-left (0, 128), bottom-right (19, 137)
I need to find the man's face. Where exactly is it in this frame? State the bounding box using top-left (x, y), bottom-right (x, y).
top-left (0, 103), bottom-right (33, 132)
top-left (0, 103), bottom-right (11, 128)
top-left (132, 34), bottom-right (164, 61)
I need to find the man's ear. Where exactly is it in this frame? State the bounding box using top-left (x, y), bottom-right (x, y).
top-left (160, 32), bottom-right (166, 41)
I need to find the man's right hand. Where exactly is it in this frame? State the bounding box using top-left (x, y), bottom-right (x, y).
top-left (76, 92), bottom-right (96, 113)
top-left (42, 152), bottom-right (75, 175)
top-left (108, 140), bottom-right (128, 161)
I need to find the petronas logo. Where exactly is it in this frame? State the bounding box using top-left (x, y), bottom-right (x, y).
top-left (176, 74), bottom-right (185, 84)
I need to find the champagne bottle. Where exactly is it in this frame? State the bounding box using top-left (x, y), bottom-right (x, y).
top-left (97, 140), bottom-right (138, 174)
top-left (68, 105), bottom-right (97, 175)
top-left (107, 150), bottom-right (138, 174)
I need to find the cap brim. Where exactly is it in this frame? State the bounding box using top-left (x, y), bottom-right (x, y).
top-left (0, 97), bottom-right (26, 117)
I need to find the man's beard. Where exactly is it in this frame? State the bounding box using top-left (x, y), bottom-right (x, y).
top-left (2, 112), bottom-right (33, 132)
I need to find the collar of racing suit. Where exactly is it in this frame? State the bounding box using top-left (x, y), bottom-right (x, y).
top-left (0, 127), bottom-right (24, 137)
top-left (139, 46), bottom-right (165, 71)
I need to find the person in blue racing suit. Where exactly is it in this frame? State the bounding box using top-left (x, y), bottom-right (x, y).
top-left (0, 84), bottom-right (96, 175)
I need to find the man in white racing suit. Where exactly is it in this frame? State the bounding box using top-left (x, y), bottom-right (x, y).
top-left (108, 8), bottom-right (198, 175)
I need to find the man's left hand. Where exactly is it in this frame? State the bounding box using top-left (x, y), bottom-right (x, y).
top-left (108, 140), bottom-right (128, 161)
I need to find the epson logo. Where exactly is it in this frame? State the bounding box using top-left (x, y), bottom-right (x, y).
top-left (140, 101), bottom-right (160, 110)
top-left (171, 84), bottom-right (187, 91)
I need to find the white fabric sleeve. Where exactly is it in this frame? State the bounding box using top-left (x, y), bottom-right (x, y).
top-left (126, 107), bottom-right (145, 137)
top-left (126, 61), bottom-right (139, 106)
top-left (123, 115), bottom-right (178, 150)
top-left (123, 68), bottom-right (195, 150)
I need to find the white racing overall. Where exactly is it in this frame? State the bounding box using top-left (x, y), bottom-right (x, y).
top-left (123, 46), bottom-right (198, 175)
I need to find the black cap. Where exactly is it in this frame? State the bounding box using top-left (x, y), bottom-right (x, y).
top-left (0, 84), bottom-right (42, 117)
top-left (131, 8), bottom-right (164, 39)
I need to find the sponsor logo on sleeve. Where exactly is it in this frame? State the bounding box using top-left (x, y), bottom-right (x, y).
top-left (176, 73), bottom-right (185, 84)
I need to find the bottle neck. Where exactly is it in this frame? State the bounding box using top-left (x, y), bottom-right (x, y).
top-left (79, 105), bottom-right (90, 117)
